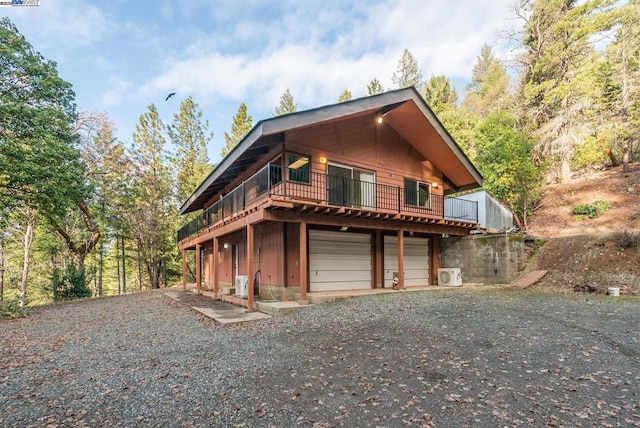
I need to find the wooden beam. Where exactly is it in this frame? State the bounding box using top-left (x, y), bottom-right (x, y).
top-left (247, 224), bottom-right (255, 311)
top-left (397, 229), bottom-right (404, 289)
top-left (213, 237), bottom-right (219, 298)
top-left (181, 248), bottom-right (187, 291)
top-left (430, 234), bottom-right (441, 286)
top-left (299, 221), bottom-right (308, 301)
top-left (195, 243), bottom-right (201, 294)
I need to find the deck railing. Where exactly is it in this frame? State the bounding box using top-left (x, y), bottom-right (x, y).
top-left (177, 163), bottom-right (478, 242)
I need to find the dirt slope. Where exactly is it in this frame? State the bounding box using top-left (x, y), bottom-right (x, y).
top-left (525, 163), bottom-right (640, 295)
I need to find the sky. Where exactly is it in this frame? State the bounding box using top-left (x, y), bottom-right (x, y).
top-left (3, 0), bottom-right (518, 163)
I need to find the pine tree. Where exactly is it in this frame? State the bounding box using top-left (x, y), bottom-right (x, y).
top-left (168, 96), bottom-right (213, 203)
top-left (338, 89), bottom-right (352, 102)
top-left (221, 103), bottom-right (253, 158)
top-left (392, 48), bottom-right (423, 89)
top-left (422, 75), bottom-right (458, 115)
top-left (367, 78), bottom-right (384, 95)
top-left (274, 89), bottom-right (298, 116)
top-left (463, 44), bottom-right (511, 117)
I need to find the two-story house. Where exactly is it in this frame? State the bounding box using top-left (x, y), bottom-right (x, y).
top-left (177, 87), bottom-right (483, 309)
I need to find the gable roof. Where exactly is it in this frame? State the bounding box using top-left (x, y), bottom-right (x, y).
top-left (180, 86), bottom-right (482, 214)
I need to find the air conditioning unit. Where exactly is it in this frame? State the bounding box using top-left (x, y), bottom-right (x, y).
top-left (235, 275), bottom-right (249, 298)
top-left (438, 268), bottom-right (462, 287)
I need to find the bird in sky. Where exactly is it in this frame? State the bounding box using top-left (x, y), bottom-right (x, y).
top-left (165, 92), bottom-right (176, 101)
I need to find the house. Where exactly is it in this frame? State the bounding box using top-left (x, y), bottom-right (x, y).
top-left (177, 87), bottom-right (483, 308)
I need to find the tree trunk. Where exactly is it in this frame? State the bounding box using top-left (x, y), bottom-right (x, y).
top-left (623, 144), bottom-right (630, 173)
top-left (121, 235), bottom-right (126, 294)
top-left (97, 238), bottom-right (104, 297)
top-left (20, 219), bottom-right (34, 300)
top-left (137, 244), bottom-right (143, 291)
top-left (560, 157), bottom-right (572, 183)
top-left (116, 237), bottom-right (122, 295)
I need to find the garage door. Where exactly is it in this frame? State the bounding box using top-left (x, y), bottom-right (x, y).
top-left (384, 235), bottom-right (429, 287)
top-left (309, 230), bottom-right (372, 292)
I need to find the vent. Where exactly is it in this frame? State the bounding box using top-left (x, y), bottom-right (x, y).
top-left (438, 268), bottom-right (462, 287)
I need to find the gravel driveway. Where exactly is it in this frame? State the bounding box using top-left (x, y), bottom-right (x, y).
top-left (1, 288), bottom-right (639, 427)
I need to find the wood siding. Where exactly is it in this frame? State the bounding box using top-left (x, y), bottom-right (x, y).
top-left (253, 222), bottom-right (285, 287)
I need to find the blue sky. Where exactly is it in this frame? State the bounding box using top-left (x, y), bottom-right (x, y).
top-left (3, 0), bottom-right (516, 163)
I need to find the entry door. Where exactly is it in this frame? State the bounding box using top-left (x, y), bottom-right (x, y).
top-left (327, 164), bottom-right (375, 208)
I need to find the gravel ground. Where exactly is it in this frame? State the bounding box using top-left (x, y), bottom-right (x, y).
top-left (1, 288), bottom-right (639, 427)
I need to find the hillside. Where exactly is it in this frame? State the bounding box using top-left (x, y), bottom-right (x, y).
top-left (525, 163), bottom-right (640, 295)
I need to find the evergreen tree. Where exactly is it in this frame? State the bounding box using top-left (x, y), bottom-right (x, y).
top-left (221, 103), bottom-right (253, 158)
top-left (367, 78), bottom-right (384, 95)
top-left (422, 75), bottom-right (458, 115)
top-left (392, 48), bottom-right (422, 89)
top-left (338, 89), bottom-right (352, 102)
top-left (463, 44), bottom-right (512, 117)
top-left (168, 96), bottom-right (213, 203)
top-left (274, 89), bottom-right (298, 116)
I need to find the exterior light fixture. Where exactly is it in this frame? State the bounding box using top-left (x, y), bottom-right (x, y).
top-left (377, 116), bottom-right (383, 124)
top-left (223, 243), bottom-right (229, 249)
top-left (318, 156), bottom-right (327, 164)
top-left (432, 182), bottom-right (439, 188)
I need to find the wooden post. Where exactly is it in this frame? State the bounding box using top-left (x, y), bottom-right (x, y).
top-left (213, 237), bottom-right (219, 298)
top-left (430, 234), bottom-right (441, 285)
top-left (299, 222), bottom-right (308, 301)
top-left (247, 224), bottom-right (255, 311)
top-left (397, 229), bottom-right (404, 289)
top-left (208, 242), bottom-right (214, 290)
top-left (195, 243), bottom-right (201, 294)
top-left (375, 230), bottom-right (383, 289)
top-left (181, 248), bottom-right (187, 291)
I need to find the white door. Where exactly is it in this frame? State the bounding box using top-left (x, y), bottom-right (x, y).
top-left (384, 235), bottom-right (429, 287)
top-left (309, 230), bottom-right (372, 292)
top-left (358, 171), bottom-right (376, 210)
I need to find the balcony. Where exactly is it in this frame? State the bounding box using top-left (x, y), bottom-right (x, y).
top-left (178, 163), bottom-right (478, 242)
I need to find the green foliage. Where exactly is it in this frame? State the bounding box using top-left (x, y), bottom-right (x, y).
top-left (474, 113), bottom-right (544, 227)
top-left (0, 296), bottom-right (31, 319)
top-left (463, 44), bottom-right (511, 117)
top-left (423, 75), bottom-right (458, 114)
top-left (571, 135), bottom-right (608, 170)
top-left (367, 78), bottom-right (384, 95)
top-left (221, 103), bottom-right (253, 157)
top-left (51, 265), bottom-right (91, 301)
top-left (573, 200), bottom-right (610, 220)
top-left (0, 17), bottom-right (88, 217)
top-left (392, 48), bottom-right (422, 89)
top-left (338, 89), bottom-right (352, 103)
top-left (274, 89), bottom-right (298, 116)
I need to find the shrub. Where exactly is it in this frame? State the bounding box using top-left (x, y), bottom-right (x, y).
top-left (573, 200), bottom-right (610, 220)
top-left (0, 296), bottom-right (31, 319)
top-left (52, 265), bottom-right (92, 302)
top-left (612, 229), bottom-right (640, 249)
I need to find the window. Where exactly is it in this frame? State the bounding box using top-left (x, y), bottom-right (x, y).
top-left (287, 153), bottom-right (310, 183)
top-left (404, 178), bottom-right (430, 208)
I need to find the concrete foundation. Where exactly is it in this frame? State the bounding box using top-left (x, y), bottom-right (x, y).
top-left (441, 233), bottom-right (525, 285)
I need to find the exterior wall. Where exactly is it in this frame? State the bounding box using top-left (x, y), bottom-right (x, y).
top-left (455, 190), bottom-right (513, 231)
top-left (284, 114), bottom-right (443, 194)
top-left (253, 221), bottom-right (285, 288)
top-left (440, 234), bottom-right (524, 285)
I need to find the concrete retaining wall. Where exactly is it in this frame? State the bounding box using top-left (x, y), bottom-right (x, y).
top-left (440, 234), bottom-right (525, 285)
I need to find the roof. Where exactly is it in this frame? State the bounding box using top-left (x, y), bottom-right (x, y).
top-left (180, 86), bottom-right (483, 214)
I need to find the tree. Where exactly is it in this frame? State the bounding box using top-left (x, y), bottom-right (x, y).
top-left (392, 48), bottom-right (422, 89)
top-left (221, 103), bottom-right (253, 158)
top-left (129, 104), bottom-right (175, 289)
top-left (0, 18), bottom-right (88, 218)
top-left (474, 113), bottom-right (544, 229)
top-left (168, 96), bottom-right (213, 203)
top-left (517, 0), bottom-right (616, 182)
top-left (422, 75), bottom-right (458, 115)
top-left (338, 89), bottom-right (352, 102)
top-left (463, 44), bottom-right (512, 117)
top-left (367, 78), bottom-right (384, 95)
top-left (274, 89), bottom-right (298, 116)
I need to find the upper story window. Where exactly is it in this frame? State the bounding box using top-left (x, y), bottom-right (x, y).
top-left (404, 178), bottom-right (431, 208)
top-left (287, 153), bottom-right (310, 183)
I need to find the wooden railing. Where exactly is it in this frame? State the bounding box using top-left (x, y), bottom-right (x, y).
top-left (178, 163), bottom-right (478, 242)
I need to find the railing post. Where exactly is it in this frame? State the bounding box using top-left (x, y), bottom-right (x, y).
top-left (267, 162), bottom-right (271, 197)
top-left (241, 182), bottom-right (246, 210)
top-left (397, 186), bottom-right (401, 212)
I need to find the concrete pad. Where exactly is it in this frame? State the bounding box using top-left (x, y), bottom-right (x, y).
top-left (257, 301), bottom-right (312, 315)
top-left (510, 270), bottom-right (548, 289)
top-left (163, 291), bottom-right (272, 325)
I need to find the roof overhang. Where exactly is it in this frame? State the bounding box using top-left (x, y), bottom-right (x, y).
top-left (180, 87), bottom-right (483, 214)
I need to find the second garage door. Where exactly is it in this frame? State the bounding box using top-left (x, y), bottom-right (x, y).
top-left (309, 230), bottom-right (372, 292)
top-left (384, 235), bottom-right (430, 287)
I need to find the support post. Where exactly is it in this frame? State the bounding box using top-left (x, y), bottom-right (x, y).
top-left (195, 243), bottom-right (201, 294)
top-left (299, 222), bottom-right (308, 302)
top-left (430, 234), bottom-right (441, 285)
top-left (247, 224), bottom-right (255, 311)
top-left (213, 236), bottom-right (219, 298)
top-left (397, 229), bottom-right (404, 289)
top-left (181, 248), bottom-right (186, 291)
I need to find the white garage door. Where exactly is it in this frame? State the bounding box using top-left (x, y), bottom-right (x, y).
top-left (309, 230), bottom-right (372, 292)
top-left (384, 235), bottom-right (429, 287)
